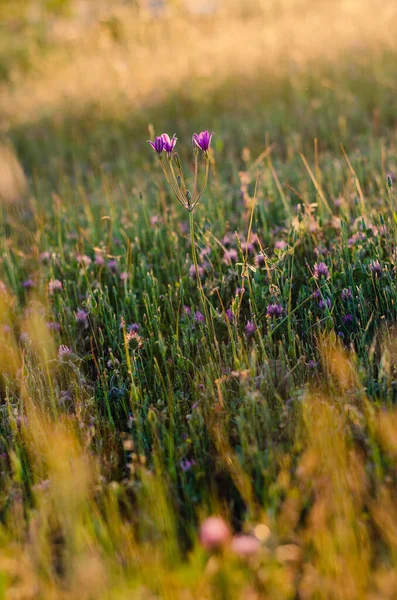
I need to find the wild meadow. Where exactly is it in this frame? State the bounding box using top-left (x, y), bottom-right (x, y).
top-left (1, 0), bottom-right (397, 597)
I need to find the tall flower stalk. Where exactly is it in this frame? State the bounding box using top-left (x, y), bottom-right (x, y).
top-left (148, 130), bottom-right (215, 338)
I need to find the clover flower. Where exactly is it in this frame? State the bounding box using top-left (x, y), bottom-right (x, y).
top-left (266, 303), bottom-right (284, 318)
top-left (313, 262), bottom-right (330, 280)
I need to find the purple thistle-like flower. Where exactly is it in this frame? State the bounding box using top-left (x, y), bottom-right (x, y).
top-left (58, 345), bottom-right (73, 361)
top-left (266, 303), bottom-right (284, 318)
top-left (180, 459), bottom-right (196, 472)
top-left (341, 287), bottom-right (353, 302)
top-left (369, 260), bottom-right (382, 277)
top-left (223, 248), bottom-right (238, 264)
top-left (307, 359), bottom-right (317, 369)
top-left (319, 297), bottom-right (332, 310)
top-left (194, 311), bottom-right (205, 324)
top-left (22, 279), bottom-right (35, 289)
top-left (147, 136), bottom-right (165, 155)
top-left (225, 309), bottom-right (234, 322)
top-left (189, 263), bottom-right (205, 279)
top-left (245, 321), bottom-right (256, 337)
top-left (161, 133), bottom-right (177, 157)
top-left (107, 259), bottom-right (119, 274)
top-left (75, 309), bottom-right (89, 327)
top-left (193, 130), bottom-right (214, 153)
top-left (313, 262), bottom-right (330, 280)
top-left (48, 279), bottom-right (63, 295)
top-left (342, 314), bottom-right (354, 325)
top-left (127, 323), bottom-right (140, 334)
top-left (275, 240), bottom-right (287, 251)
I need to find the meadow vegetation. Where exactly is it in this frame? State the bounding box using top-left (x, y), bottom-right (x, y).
top-left (1, 0), bottom-right (397, 597)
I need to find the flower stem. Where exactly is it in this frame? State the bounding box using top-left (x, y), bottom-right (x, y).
top-left (189, 210), bottom-right (218, 350)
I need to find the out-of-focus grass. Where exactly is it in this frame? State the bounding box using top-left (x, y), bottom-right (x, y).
top-left (1, 0), bottom-right (397, 598)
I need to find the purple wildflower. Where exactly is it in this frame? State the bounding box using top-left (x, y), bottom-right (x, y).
top-left (369, 260), bottom-right (382, 277)
top-left (341, 288), bottom-right (353, 302)
top-left (127, 323), bottom-right (140, 333)
top-left (189, 264), bottom-right (205, 279)
top-left (313, 262), bottom-right (330, 280)
top-left (95, 254), bottom-right (105, 266)
top-left (342, 314), bottom-right (354, 325)
top-left (161, 133), bottom-right (177, 158)
top-left (275, 240), bottom-right (287, 251)
top-left (180, 459), bottom-right (196, 472)
top-left (58, 345), bottom-right (73, 361)
top-left (266, 303), bottom-right (284, 318)
top-left (307, 359), bottom-right (317, 369)
top-left (120, 271), bottom-right (129, 282)
top-left (75, 309), bottom-right (89, 328)
top-left (192, 130), bottom-right (214, 153)
top-left (76, 254), bottom-right (92, 267)
top-left (245, 321), bottom-right (256, 337)
top-left (48, 279), bottom-right (63, 295)
top-left (225, 309), bottom-right (234, 322)
top-left (147, 136), bottom-right (165, 155)
top-left (22, 279), bottom-right (34, 289)
top-left (241, 241), bottom-right (254, 255)
top-left (194, 311), bottom-right (205, 324)
top-left (223, 249), bottom-right (238, 264)
top-left (46, 321), bottom-right (60, 332)
top-left (107, 259), bottom-right (119, 274)
top-left (319, 297), bottom-right (332, 310)
top-left (183, 305), bottom-right (191, 317)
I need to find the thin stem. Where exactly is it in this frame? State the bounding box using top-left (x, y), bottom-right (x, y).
top-left (193, 157), bottom-right (210, 209)
top-left (189, 211), bottom-right (218, 350)
top-left (192, 152), bottom-right (199, 203)
top-left (159, 159), bottom-right (188, 209)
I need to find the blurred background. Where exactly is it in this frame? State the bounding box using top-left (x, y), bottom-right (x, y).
top-left (1, 0), bottom-right (397, 193)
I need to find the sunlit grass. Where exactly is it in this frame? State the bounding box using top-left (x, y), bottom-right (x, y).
top-left (1, 0), bottom-right (397, 597)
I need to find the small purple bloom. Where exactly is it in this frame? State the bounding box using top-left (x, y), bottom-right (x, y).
top-left (223, 249), bottom-right (238, 264)
top-left (76, 254), bottom-right (92, 267)
top-left (369, 260), bottom-right (382, 277)
top-left (225, 309), bottom-right (234, 322)
top-left (307, 359), bottom-right (317, 369)
top-left (341, 288), bottom-right (353, 302)
top-left (194, 311), bottom-right (205, 324)
top-left (22, 279), bottom-right (35, 289)
top-left (46, 321), bottom-right (61, 332)
top-left (48, 279), bottom-right (63, 295)
top-left (192, 130), bottom-right (214, 153)
top-left (275, 240), bottom-right (287, 251)
top-left (313, 262), bottom-right (330, 280)
top-left (183, 305), bottom-right (191, 317)
top-left (95, 254), bottom-right (105, 266)
top-left (245, 321), bottom-right (256, 337)
top-left (319, 297), bottom-right (332, 310)
top-left (189, 264), bottom-right (205, 279)
top-left (161, 133), bottom-right (177, 157)
top-left (147, 136), bottom-right (165, 155)
top-left (107, 259), bottom-right (119, 274)
top-left (266, 303), bottom-right (284, 318)
top-left (342, 314), bottom-right (354, 325)
top-left (75, 309), bottom-right (89, 328)
top-left (180, 459), bottom-right (196, 472)
top-left (58, 345), bottom-right (73, 361)
top-left (127, 323), bottom-right (140, 333)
